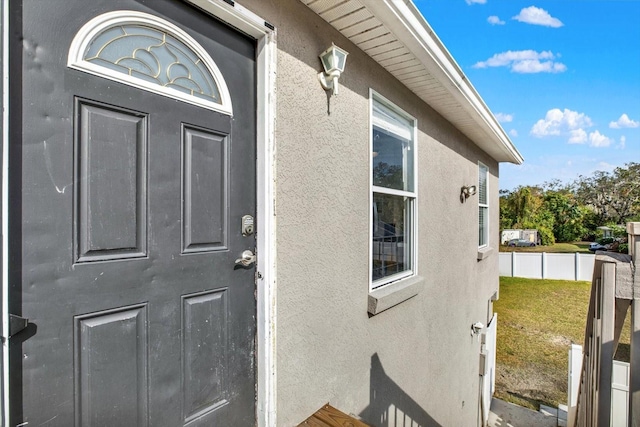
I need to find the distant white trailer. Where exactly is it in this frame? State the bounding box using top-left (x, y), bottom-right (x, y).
top-left (501, 229), bottom-right (538, 245)
top-left (501, 229), bottom-right (520, 244)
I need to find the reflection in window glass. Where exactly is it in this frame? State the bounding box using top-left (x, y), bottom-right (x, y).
top-left (479, 205), bottom-right (488, 247)
top-left (372, 127), bottom-right (413, 191)
top-left (372, 193), bottom-right (411, 282)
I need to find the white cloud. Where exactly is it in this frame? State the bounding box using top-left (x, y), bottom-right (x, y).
top-left (465, 0), bottom-right (487, 4)
top-left (609, 113), bottom-right (639, 129)
top-left (568, 129), bottom-right (587, 144)
top-left (512, 60), bottom-right (567, 73)
top-left (531, 108), bottom-right (593, 138)
top-left (618, 135), bottom-right (626, 149)
top-left (476, 50), bottom-right (552, 67)
top-left (487, 15), bottom-right (505, 25)
top-left (495, 113), bottom-right (513, 123)
top-left (509, 129), bottom-right (519, 137)
top-left (596, 162), bottom-right (615, 172)
top-left (513, 6), bottom-right (563, 27)
top-left (473, 50), bottom-right (566, 73)
top-left (588, 130), bottom-right (613, 147)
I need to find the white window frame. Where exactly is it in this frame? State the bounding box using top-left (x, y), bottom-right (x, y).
top-left (478, 162), bottom-right (489, 249)
top-left (369, 90), bottom-right (417, 291)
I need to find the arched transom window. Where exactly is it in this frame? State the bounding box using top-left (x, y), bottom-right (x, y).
top-left (68, 11), bottom-right (232, 115)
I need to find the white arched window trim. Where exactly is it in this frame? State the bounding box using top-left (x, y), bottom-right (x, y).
top-left (68, 10), bottom-right (233, 116)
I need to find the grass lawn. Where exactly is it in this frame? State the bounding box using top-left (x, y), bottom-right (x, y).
top-left (494, 276), bottom-right (631, 410)
top-left (500, 241), bottom-right (591, 253)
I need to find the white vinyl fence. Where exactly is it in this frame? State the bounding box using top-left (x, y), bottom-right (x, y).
top-left (499, 252), bottom-right (595, 281)
top-left (611, 360), bottom-right (630, 427)
top-left (480, 314), bottom-right (497, 425)
top-left (568, 345), bottom-right (629, 427)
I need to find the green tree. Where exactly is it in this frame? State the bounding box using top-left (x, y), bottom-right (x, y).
top-left (573, 162), bottom-right (640, 225)
top-left (579, 207), bottom-right (599, 241)
top-left (501, 163), bottom-right (639, 244)
top-left (543, 191), bottom-right (585, 242)
top-left (500, 186), bottom-right (556, 245)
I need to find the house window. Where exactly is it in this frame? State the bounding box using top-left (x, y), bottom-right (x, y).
top-left (478, 162), bottom-right (489, 248)
top-left (371, 94), bottom-right (416, 288)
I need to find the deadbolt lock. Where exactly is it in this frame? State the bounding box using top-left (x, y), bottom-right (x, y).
top-left (241, 215), bottom-right (254, 236)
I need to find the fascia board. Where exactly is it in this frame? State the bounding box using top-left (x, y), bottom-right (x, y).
top-left (365, 0), bottom-right (524, 165)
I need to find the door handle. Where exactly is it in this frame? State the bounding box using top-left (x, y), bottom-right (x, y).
top-left (235, 250), bottom-right (256, 267)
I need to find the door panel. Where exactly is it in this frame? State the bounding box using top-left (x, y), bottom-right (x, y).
top-left (182, 125), bottom-right (228, 253)
top-left (75, 305), bottom-right (149, 427)
top-left (76, 99), bottom-right (148, 262)
top-left (182, 289), bottom-right (228, 422)
top-left (9, 1), bottom-right (257, 425)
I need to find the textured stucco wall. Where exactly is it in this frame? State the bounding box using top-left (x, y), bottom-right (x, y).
top-left (243, 1), bottom-right (501, 425)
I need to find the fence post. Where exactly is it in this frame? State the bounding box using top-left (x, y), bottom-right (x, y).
top-left (597, 262), bottom-right (616, 427)
top-left (541, 252), bottom-right (546, 279)
top-left (511, 251), bottom-right (515, 277)
top-left (631, 299), bottom-right (639, 427)
top-left (575, 252), bottom-right (579, 281)
top-left (567, 344), bottom-right (582, 427)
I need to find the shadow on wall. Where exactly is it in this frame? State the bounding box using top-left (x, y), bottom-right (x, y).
top-left (359, 354), bottom-right (442, 427)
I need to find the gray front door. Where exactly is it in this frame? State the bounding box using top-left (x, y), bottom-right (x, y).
top-left (9, 1), bottom-right (257, 425)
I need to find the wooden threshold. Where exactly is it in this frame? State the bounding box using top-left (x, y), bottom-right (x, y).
top-left (297, 404), bottom-right (372, 427)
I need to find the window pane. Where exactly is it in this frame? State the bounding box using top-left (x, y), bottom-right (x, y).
top-left (372, 126), bottom-right (414, 191)
top-left (372, 100), bottom-right (412, 140)
top-left (479, 206), bottom-right (488, 247)
top-left (85, 23), bottom-right (221, 103)
top-left (478, 164), bottom-right (488, 205)
top-left (372, 193), bottom-right (412, 283)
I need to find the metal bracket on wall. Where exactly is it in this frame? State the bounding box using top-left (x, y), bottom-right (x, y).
top-left (4, 314), bottom-right (29, 340)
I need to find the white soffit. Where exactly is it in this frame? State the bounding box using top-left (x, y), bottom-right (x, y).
top-left (301, 0), bottom-right (524, 165)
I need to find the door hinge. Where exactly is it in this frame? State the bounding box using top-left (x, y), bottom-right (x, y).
top-left (7, 314), bottom-right (29, 339)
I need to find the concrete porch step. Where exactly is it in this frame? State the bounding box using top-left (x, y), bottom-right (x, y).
top-left (540, 404), bottom-right (568, 427)
top-left (488, 398), bottom-right (558, 427)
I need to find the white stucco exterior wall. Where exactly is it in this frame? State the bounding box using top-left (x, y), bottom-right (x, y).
top-left (243, 1), bottom-right (501, 425)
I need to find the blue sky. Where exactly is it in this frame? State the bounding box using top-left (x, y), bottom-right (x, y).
top-left (414, 0), bottom-right (640, 191)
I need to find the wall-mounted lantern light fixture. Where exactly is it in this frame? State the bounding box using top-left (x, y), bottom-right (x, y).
top-left (471, 322), bottom-right (484, 336)
top-left (460, 185), bottom-right (477, 203)
top-left (318, 43), bottom-right (348, 96)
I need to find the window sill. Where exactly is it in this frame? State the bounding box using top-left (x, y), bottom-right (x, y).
top-left (477, 246), bottom-right (494, 261)
top-left (368, 275), bottom-right (424, 315)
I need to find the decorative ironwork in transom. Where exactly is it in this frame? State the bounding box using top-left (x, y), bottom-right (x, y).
top-left (68, 11), bottom-right (232, 115)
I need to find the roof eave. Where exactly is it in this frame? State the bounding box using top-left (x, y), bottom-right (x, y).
top-left (302, 0), bottom-right (524, 165)
top-left (370, 0), bottom-right (523, 164)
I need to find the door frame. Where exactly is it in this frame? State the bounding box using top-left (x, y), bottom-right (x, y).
top-left (0, 1), bottom-right (278, 425)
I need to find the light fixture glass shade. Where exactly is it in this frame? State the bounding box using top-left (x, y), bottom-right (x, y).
top-left (460, 185), bottom-right (478, 203)
top-left (319, 44), bottom-right (348, 74)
